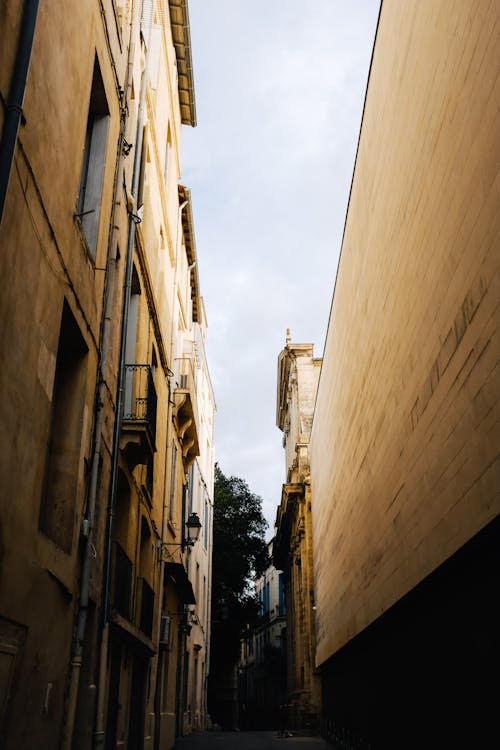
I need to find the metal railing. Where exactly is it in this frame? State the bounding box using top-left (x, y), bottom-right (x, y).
top-left (123, 364), bottom-right (157, 442)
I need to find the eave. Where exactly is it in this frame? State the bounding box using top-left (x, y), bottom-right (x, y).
top-left (168, 0), bottom-right (197, 127)
top-left (178, 184), bottom-right (200, 323)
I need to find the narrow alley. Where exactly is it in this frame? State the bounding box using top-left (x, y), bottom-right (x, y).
top-left (174, 731), bottom-right (329, 750)
top-left (0, 1), bottom-right (498, 749)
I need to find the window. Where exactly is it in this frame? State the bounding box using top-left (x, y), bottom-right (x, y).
top-left (77, 56), bottom-right (109, 259)
top-left (124, 266), bottom-right (141, 415)
top-left (39, 300), bottom-right (88, 551)
top-left (169, 442), bottom-right (177, 522)
top-left (202, 575), bottom-right (206, 621)
top-left (204, 499), bottom-right (209, 550)
top-left (188, 464), bottom-right (194, 514)
top-left (137, 124), bottom-right (148, 213)
top-left (264, 582), bottom-right (270, 615)
top-left (279, 573), bottom-right (286, 616)
top-left (164, 124), bottom-right (171, 183)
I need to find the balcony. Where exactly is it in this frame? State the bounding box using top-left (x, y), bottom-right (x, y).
top-left (120, 364), bottom-right (157, 470)
top-left (173, 356), bottom-right (199, 470)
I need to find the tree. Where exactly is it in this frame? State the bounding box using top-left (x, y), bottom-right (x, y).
top-left (212, 464), bottom-right (269, 615)
top-left (208, 464), bottom-right (269, 728)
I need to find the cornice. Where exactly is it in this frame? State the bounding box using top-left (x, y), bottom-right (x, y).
top-left (178, 184), bottom-right (200, 322)
top-left (168, 0), bottom-right (197, 126)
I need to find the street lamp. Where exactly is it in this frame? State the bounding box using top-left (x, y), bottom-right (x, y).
top-left (159, 511), bottom-right (202, 557)
top-left (185, 511), bottom-right (202, 547)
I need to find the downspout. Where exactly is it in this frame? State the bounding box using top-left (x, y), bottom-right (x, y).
top-left (152, 350), bottom-right (178, 749)
top-left (94, 2), bottom-right (153, 746)
top-left (60, 6), bottom-right (136, 749)
top-left (151, 195), bottom-right (189, 747)
top-left (153, 378), bottom-right (171, 750)
top-left (152, 192), bottom-right (187, 746)
top-left (0, 0), bottom-right (40, 223)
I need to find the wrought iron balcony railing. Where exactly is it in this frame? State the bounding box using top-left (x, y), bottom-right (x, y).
top-left (123, 364), bottom-right (157, 444)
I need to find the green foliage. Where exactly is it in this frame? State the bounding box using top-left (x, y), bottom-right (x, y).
top-left (211, 464), bottom-right (269, 658)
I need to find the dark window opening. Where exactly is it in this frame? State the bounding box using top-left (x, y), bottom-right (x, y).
top-left (39, 300), bottom-right (88, 552)
top-left (77, 56), bottom-right (110, 259)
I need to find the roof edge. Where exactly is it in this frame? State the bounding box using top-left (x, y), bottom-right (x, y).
top-left (168, 0), bottom-right (197, 127)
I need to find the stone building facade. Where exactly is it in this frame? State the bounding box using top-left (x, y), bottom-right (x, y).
top-left (273, 334), bottom-right (321, 731)
top-left (1, 1), bottom-right (130, 747)
top-left (0, 2), bottom-right (214, 749)
top-left (176, 312), bottom-right (215, 736)
top-left (310, 1), bottom-right (500, 747)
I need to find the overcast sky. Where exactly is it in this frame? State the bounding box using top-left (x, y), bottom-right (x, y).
top-left (182, 1), bottom-right (380, 537)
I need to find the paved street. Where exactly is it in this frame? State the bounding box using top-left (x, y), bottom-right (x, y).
top-left (174, 731), bottom-right (329, 749)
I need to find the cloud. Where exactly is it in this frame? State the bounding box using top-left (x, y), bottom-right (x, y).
top-left (183, 0), bottom-right (380, 533)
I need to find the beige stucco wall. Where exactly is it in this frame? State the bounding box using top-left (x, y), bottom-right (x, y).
top-left (310, 0), bottom-right (500, 667)
top-left (0, 1), bottom-right (129, 747)
top-left (184, 312), bottom-right (215, 733)
top-left (110, 4), bottom-right (210, 747)
top-left (0, 1), bottom-right (208, 747)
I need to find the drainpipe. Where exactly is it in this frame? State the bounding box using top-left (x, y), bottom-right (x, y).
top-left (0, 0), bottom-right (39, 224)
top-left (151, 201), bottom-right (188, 750)
top-left (151, 192), bottom-right (188, 746)
top-left (152, 393), bottom-right (171, 750)
top-left (60, 7), bottom-right (137, 749)
top-left (94, 3), bottom-right (153, 746)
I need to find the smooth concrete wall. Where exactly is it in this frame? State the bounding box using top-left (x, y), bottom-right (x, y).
top-left (310, 0), bottom-right (500, 667)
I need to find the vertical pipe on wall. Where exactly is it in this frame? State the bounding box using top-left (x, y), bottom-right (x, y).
top-left (0, 0), bottom-right (40, 224)
top-left (94, 2), bottom-right (153, 746)
top-left (60, 3), bottom-right (138, 747)
top-left (102, 0), bottom-right (152, 633)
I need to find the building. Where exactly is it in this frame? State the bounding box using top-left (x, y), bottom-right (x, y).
top-left (177, 306), bottom-right (216, 735)
top-left (0, 1), bottom-right (214, 749)
top-left (239, 539), bottom-right (286, 730)
top-left (273, 333), bottom-right (321, 731)
top-left (310, 1), bottom-right (500, 747)
top-left (0, 1), bottom-right (131, 747)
